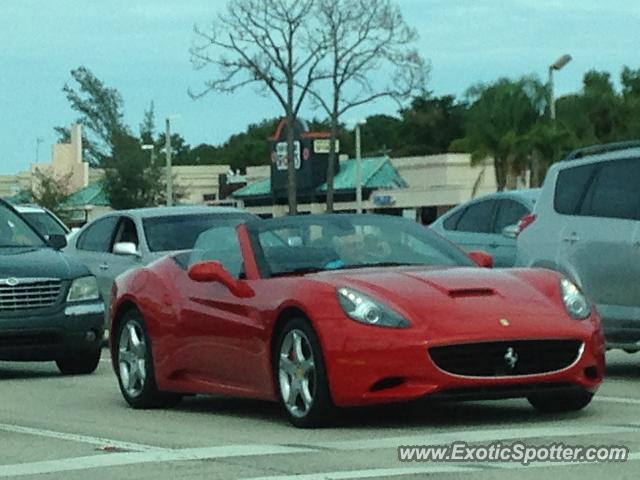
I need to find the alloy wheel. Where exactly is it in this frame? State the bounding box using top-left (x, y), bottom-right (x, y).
top-left (118, 320), bottom-right (147, 398)
top-left (278, 329), bottom-right (317, 418)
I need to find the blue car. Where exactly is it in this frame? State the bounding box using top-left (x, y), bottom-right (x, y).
top-left (430, 189), bottom-right (540, 267)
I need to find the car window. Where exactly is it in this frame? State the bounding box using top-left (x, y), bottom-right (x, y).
top-left (554, 163), bottom-right (599, 215)
top-left (442, 208), bottom-right (464, 230)
top-left (455, 200), bottom-right (495, 233)
top-left (494, 200), bottom-right (529, 233)
top-left (76, 216), bottom-right (119, 252)
top-left (0, 204), bottom-right (45, 248)
top-left (189, 225), bottom-right (244, 278)
top-left (21, 211), bottom-right (68, 237)
top-left (143, 213), bottom-right (251, 252)
top-left (578, 158), bottom-right (640, 220)
top-left (112, 217), bottom-right (140, 250)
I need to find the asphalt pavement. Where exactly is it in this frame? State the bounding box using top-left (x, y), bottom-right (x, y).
top-left (0, 349), bottom-right (639, 480)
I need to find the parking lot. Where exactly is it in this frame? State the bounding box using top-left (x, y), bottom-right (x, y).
top-left (0, 349), bottom-right (637, 480)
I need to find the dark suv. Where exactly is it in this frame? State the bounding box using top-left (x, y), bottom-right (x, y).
top-left (0, 199), bottom-right (104, 374)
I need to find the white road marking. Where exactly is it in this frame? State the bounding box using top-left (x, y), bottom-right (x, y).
top-left (0, 423), bottom-right (168, 453)
top-left (597, 396), bottom-right (640, 405)
top-left (312, 424), bottom-right (640, 451)
top-left (0, 423), bottom-right (637, 477)
top-left (0, 445), bottom-right (316, 478)
top-left (244, 452), bottom-right (640, 480)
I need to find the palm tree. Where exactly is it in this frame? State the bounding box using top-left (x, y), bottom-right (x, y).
top-left (451, 76), bottom-right (547, 191)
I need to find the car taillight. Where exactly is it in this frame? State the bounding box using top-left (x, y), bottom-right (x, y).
top-left (516, 214), bottom-right (536, 236)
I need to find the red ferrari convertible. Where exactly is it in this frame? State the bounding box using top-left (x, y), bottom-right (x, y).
top-left (110, 214), bottom-right (604, 427)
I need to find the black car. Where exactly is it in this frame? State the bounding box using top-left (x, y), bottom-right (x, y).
top-left (0, 199), bottom-right (103, 374)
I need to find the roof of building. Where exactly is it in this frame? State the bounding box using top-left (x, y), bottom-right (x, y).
top-left (232, 156), bottom-right (408, 198)
top-left (61, 181), bottom-right (110, 209)
top-left (4, 190), bottom-right (33, 204)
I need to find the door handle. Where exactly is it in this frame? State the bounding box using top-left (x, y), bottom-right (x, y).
top-left (562, 233), bottom-right (580, 244)
top-left (99, 263), bottom-right (109, 270)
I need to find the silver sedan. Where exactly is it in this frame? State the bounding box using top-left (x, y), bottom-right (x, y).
top-left (64, 206), bottom-right (254, 320)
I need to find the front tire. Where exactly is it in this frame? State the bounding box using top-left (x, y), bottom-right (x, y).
top-left (275, 318), bottom-right (334, 428)
top-left (115, 310), bottom-right (182, 409)
top-left (56, 348), bottom-right (101, 375)
top-left (528, 389), bottom-right (593, 413)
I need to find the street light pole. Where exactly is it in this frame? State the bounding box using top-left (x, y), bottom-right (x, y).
top-left (35, 138), bottom-right (43, 163)
top-left (355, 123), bottom-right (362, 214)
top-left (165, 118), bottom-right (173, 207)
top-left (141, 144), bottom-right (155, 165)
top-left (548, 66), bottom-right (556, 120)
top-left (548, 54), bottom-right (572, 120)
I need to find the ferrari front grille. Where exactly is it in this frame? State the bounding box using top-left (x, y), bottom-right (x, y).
top-left (429, 339), bottom-right (583, 377)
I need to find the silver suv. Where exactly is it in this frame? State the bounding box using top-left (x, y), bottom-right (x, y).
top-left (516, 142), bottom-right (640, 352)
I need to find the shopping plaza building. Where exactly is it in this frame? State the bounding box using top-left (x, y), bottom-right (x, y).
top-left (1, 122), bottom-right (501, 226)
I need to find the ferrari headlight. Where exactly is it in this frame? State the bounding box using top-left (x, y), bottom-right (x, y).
top-left (337, 287), bottom-right (410, 328)
top-left (560, 278), bottom-right (591, 320)
top-left (67, 276), bottom-right (100, 303)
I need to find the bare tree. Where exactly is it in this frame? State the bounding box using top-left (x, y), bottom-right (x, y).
top-left (190, 0), bottom-right (326, 214)
top-left (308, 0), bottom-right (427, 211)
top-left (28, 168), bottom-right (72, 217)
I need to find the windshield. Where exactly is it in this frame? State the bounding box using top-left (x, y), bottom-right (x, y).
top-left (248, 214), bottom-right (474, 277)
top-left (0, 204), bottom-right (46, 248)
top-left (21, 211), bottom-right (69, 237)
top-left (143, 213), bottom-right (252, 252)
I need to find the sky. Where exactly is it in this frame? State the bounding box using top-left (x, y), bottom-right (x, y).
top-left (1, 0), bottom-right (639, 174)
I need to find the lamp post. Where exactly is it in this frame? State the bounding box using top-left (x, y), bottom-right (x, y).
top-left (549, 54), bottom-right (572, 120)
top-left (35, 137), bottom-right (43, 163)
top-left (165, 118), bottom-right (173, 207)
top-left (354, 120), bottom-right (366, 214)
top-left (141, 144), bottom-right (155, 165)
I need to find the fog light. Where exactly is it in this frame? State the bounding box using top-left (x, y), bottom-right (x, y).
top-left (86, 331), bottom-right (97, 342)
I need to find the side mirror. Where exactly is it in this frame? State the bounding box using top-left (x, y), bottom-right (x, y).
top-left (188, 261), bottom-right (255, 298)
top-left (468, 250), bottom-right (494, 268)
top-left (47, 234), bottom-right (67, 250)
top-left (113, 242), bottom-right (140, 257)
top-left (502, 224), bottom-right (518, 239)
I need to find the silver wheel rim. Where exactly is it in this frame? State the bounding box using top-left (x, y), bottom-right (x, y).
top-left (279, 329), bottom-right (316, 418)
top-left (118, 320), bottom-right (147, 398)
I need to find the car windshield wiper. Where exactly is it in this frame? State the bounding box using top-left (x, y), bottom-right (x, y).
top-left (270, 267), bottom-right (326, 277)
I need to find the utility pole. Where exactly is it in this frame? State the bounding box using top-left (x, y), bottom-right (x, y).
top-left (165, 118), bottom-right (173, 207)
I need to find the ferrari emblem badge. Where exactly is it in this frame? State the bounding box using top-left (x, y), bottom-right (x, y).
top-left (504, 347), bottom-right (519, 369)
top-left (499, 318), bottom-right (510, 327)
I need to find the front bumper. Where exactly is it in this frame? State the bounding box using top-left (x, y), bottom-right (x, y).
top-left (0, 302), bottom-right (104, 361)
top-left (318, 317), bottom-right (605, 408)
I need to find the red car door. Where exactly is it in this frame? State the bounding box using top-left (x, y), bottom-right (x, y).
top-left (175, 225), bottom-right (271, 396)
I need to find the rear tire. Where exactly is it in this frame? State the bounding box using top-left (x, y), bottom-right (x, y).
top-left (274, 318), bottom-right (334, 428)
top-left (56, 348), bottom-right (101, 375)
top-left (528, 389), bottom-right (593, 413)
top-left (114, 309), bottom-right (182, 409)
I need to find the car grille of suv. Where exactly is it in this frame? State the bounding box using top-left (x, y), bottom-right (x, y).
top-left (0, 278), bottom-right (62, 311)
top-left (428, 340), bottom-right (583, 377)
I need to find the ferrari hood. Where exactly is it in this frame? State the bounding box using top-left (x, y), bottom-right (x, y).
top-left (312, 266), bottom-right (579, 339)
